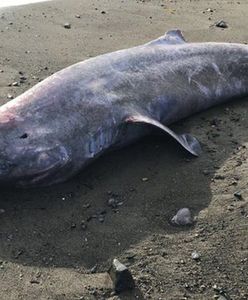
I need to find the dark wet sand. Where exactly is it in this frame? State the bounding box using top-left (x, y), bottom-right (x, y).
top-left (0, 0), bottom-right (248, 299)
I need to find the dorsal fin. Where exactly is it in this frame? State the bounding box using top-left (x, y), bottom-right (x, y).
top-left (145, 29), bottom-right (186, 46)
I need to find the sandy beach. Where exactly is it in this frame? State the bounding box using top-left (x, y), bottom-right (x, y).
top-left (0, 0), bottom-right (248, 299)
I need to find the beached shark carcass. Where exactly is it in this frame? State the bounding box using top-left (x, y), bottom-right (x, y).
top-left (0, 29), bottom-right (248, 186)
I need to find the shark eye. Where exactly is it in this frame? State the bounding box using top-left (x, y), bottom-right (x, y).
top-left (20, 133), bottom-right (28, 139)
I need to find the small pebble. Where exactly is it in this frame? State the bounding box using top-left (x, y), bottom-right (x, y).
top-left (108, 198), bottom-right (118, 208)
top-left (234, 191), bottom-right (242, 200)
top-left (108, 258), bottom-right (135, 293)
top-left (90, 265), bottom-right (97, 273)
top-left (75, 14), bottom-right (81, 18)
top-left (200, 285), bottom-right (206, 291)
top-left (98, 215), bottom-right (105, 223)
top-left (212, 284), bottom-right (223, 292)
top-left (142, 177), bottom-right (148, 182)
top-left (30, 279), bottom-right (40, 284)
top-left (191, 250), bottom-right (201, 260)
top-left (7, 94), bottom-right (13, 99)
top-left (81, 221), bottom-right (87, 230)
top-left (215, 20), bottom-right (228, 28)
top-left (12, 81), bottom-right (19, 86)
top-left (83, 203), bottom-right (91, 209)
top-left (171, 208), bottom-right (193, 226)
top-left (63, 22), bottom-right (71, 29)
top-left (70, 223), bottom-right (76, 229)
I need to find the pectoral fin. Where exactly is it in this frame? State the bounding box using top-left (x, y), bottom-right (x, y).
top-left (125, 115), bottom-right (201, 156)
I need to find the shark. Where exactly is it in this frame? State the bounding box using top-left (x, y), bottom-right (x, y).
top-left (0, 29), bottom-right (247, 186)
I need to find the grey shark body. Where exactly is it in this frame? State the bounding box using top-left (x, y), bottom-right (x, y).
top-left (1, 30), bottom-right (248, 186)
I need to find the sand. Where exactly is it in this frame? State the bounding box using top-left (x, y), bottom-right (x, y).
top-left (0, 0), bottom-right (248, 299)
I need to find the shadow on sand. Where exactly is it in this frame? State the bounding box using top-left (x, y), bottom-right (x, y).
top-left (0, 98), bottom-right (247, 272)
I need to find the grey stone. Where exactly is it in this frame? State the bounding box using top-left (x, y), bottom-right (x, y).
top-left (234, 191), bottom-right (242, 200)
top-left (90, 265), bottom-right (97, 274)
top-left (171, 208), bottom-right (193, 226)
top-left (215, 20), bottom-right (228, 28)
top-left (191, 250), bottom-right (200, 260)
top-left (63, 22), bottom-right (71, 29)
top-left (108, 198), bottom-right (118, 208)
top-left (108, 258), bottom-right (135, 293)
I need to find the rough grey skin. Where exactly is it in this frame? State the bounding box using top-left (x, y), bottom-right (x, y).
top-left (1, 29), bottom-right (248, 187)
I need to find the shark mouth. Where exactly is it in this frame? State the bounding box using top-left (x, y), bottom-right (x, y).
top-left (10, 145), bottom-right (72, 187)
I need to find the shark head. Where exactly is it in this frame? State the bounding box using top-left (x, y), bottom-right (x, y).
top-left (0, 110), bottom-right (72, 187)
